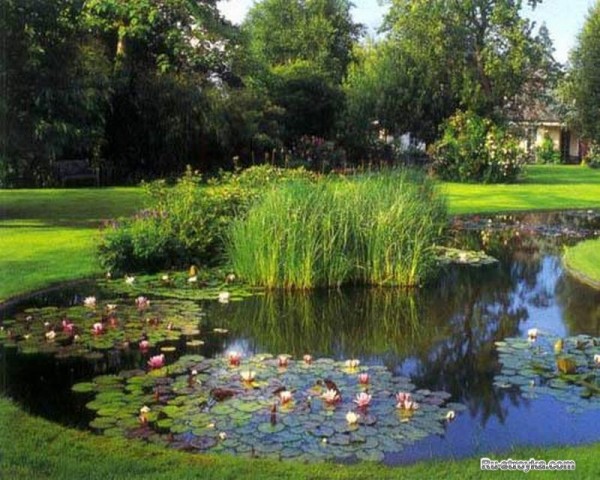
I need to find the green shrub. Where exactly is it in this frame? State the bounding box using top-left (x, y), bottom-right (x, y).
top-left (535, 135), bottom-right (561, 164)
top-left (98, 165), bottom-right (318, 274)
top-left (431, 110), bottom-right (524, 183)
top-left (227, 170), bottom-right (447, 289)
top-left (581, 147), bottom-right (600, 169)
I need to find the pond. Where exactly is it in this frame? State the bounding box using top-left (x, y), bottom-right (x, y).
top-left (1, 210), bottom-right (600, 465)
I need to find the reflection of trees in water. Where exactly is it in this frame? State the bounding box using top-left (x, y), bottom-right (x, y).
top-left (410, 265), bottom-right (528, 426)
top-left (556, 275), bottom-right (600, 336)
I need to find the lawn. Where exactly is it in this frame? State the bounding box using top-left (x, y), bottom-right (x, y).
top-left (0, 188), bottom-right (146, 302)
top-left (1, 164), bottom-right (600, 479)
top-left (563, 239), bottom-right (600, 289)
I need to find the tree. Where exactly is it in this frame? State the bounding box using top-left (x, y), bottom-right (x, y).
top-left (378, 0), bottom-right (557, 140)
top-left (0, 0), bottom-right (110, 187)
top-left (560, 1), bottom-right (600, 146)
top-left (243, 0), bottom-right (362, 83)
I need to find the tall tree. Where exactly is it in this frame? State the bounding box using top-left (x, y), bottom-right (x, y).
top-left (560, 1), bottom-right (600, 146)
top-left (378, 0), bottom-right (557, 140)
top-left (0, 0), bottom-right (110, 187)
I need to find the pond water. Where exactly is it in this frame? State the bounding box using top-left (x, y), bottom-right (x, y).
top-left (1, 210), bottom-right (600, 465)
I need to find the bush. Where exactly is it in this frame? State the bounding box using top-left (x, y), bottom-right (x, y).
top-left (98, 165), bottom-right (318, 274)
top-left (535, 135), bottom-right (561, 164)
top-left (581, 147), bottom-right (600, 169)
top-left (430, 110), bottom-right (524, 183)
top-left (227, 169), bottom-right (447, 289)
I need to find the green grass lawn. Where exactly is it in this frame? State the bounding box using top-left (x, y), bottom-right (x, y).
top-left (0, 188), bottom-right (146, 302)
top-left (1, 165), bottom-right (600, 479)
top-left (563, 239), bottom-right (600, 289)
top-left (444, 165), bottom-right (600, 214)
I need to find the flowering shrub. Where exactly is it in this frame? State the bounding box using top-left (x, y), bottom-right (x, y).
top-left (99, 165), bottom-right (318, 273)
top-left (535, 135), bottom-right (561, 164)
top-left (431, 110), bottom-right (524, 183)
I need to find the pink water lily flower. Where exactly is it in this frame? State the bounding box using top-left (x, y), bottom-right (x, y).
top-left (147, 354), bottom-right (165, 369)
top-left (354, 392), bottom-right (372, 409)
top-left (62, 320), bottom-right (74, 334)
top-left (303, 354), bottom-right (313, 365)
top-left (228, 351), bottom-right (242, 366)
top-left (139, 339), bottom-right (150, 351)
top-left (396, 392), bottom-right (419, 411)
top-left (135, 296), bottom-right (150, 309)
top-left (92, 323), bottom-right (104, 335)
top-left (321, 388), bottom-right (340, 405)
top-left (278, 355), bottom-right (290, 367)
top-left (358, 373), bottom-right (369, 385)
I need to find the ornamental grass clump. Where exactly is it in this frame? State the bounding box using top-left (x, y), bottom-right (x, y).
top-left (227, 169), bottom-right (447, 289)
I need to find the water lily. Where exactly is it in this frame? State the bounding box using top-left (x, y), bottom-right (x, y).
top-left (346, 411), bottom-right (360, 425)
top-left (345, 359), bottom-right (360, 369)
top-left (279, 390), bottom-right (293, 405)
top-left (218, 432), bottom-right (227, 441)
top-left (139, 405), bottom-right (150, 424)
top-left (147, 354), bottom-right (165, 369)
top-left (446, 410), bottom-right (456, 421)
top-left (228, 351), bottom-right (241, 366)
top-left (240, 370), bottom-right (256, 382)
top-left (161, 275), bottom-right (170, 281)
top-left (527, 328), bottom-right (538, 341)
top-left (45, 330), bottom-right (56, 341)
top-left (188, 276), bottom-right (198, 283)
top-left (125, 275), bottom-right (135, 285)
top-left (218, 291), bottom-right (231, 303)
top-left (62, 320), bottom-right (74, 334)
top-left (303, 354), bottom-right (313, 365)
top-left (321, 388), bottom-right (340, 405)
top-left (358, 373), bottom-right (369, 385)
top-left (226, 273), bottom-right (236, 283)
top-left (354, 392), bottom-right (372, 409)
top-left (106, 304), bottom-right (117, 312)
top-left (396, 392), bottom-right (419, 411)
top-left (92, 322), bottom-right (104, 335)
top-left (83, 296), bottom-right (96, 308)
top-left (278, 355), bottom-right (290, 367)
top-left (135, 296), bottom-right (150, 309)
top-left (139, 339), bottom-right (150, 351)
top-left (594, 354), bottom-right (600, 365)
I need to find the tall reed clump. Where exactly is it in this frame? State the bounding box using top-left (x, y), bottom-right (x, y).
top-left (227, 169), bottom-right (447, 289)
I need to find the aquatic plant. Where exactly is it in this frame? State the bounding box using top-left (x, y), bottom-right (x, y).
top-left (228, 170), bottom-right (447, 289)
top-left (147, 354), bottom-right (165, 369)
top-left (73, 355), bottom-right (462, 463)
top-left (495, 334), bottom-right (600, 412)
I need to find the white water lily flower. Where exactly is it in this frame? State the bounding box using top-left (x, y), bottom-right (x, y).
top-left (240, 370), bottom-right (256, 382)
top-left (106, 304), bottom-right (117, 312)
top-left (218, 291), bottom-right (231, 303)
top-left (321, 388), bottom-right (340, 405)
top-left (279, 391), bottom-right (293, 404)
top-left (346, 411), bottom-right (360, 425)
top-left (45, 330), bottom-right (56, 341)
top-left (188, 275), bottom-right (198, 283)
top-left (125, 275), bottom-right (135, 285)
top-left (446, 410), bottom-right (456, 421)
top-left (140, 406), bottom-right (151, 414)
top-left (83, 296), bottom-right (97, 308)
top-left (345, 359), bottom-right (360, 369)
top-left (527, 328), bottom-right (538, 341)
top-left (218, 432), bottom-right (227, 440)
top-left (594, 354), bottom-right (600, 365)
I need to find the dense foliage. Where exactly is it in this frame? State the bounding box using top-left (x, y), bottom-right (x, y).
top-left (535, 135), bottom-right (561, 164)
top-left (98, 166), bottom-right (317, 273)
top-left (430, 111), bottom-right (524, 183)
top-left (228, 170), bottom-right (447, 288)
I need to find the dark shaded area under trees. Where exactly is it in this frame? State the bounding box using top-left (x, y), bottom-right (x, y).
top-left (0, 0), bottom-right (569, 187)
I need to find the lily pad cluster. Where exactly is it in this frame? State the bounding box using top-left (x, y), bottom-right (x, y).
top-left (73, 354), bottom-right (463, 463)
top-left (0, 297), bottom-right (205, 358)
top-left (435, 247), bottom-right (498, 267)
top-left (98, 271), bottom-right (259, 302)
top-left (495, 334), bottom-right (600, 412)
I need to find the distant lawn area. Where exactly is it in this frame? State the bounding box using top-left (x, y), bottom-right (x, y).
top-left (444, 164), bottom-right (600, 214)
top-left (0, 188), bottom-right (146, 302)
top-left (1, 165), bottom-right (599, 302)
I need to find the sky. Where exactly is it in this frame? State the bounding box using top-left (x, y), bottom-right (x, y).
top-left (217, 0), bottom-right (597, 64)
